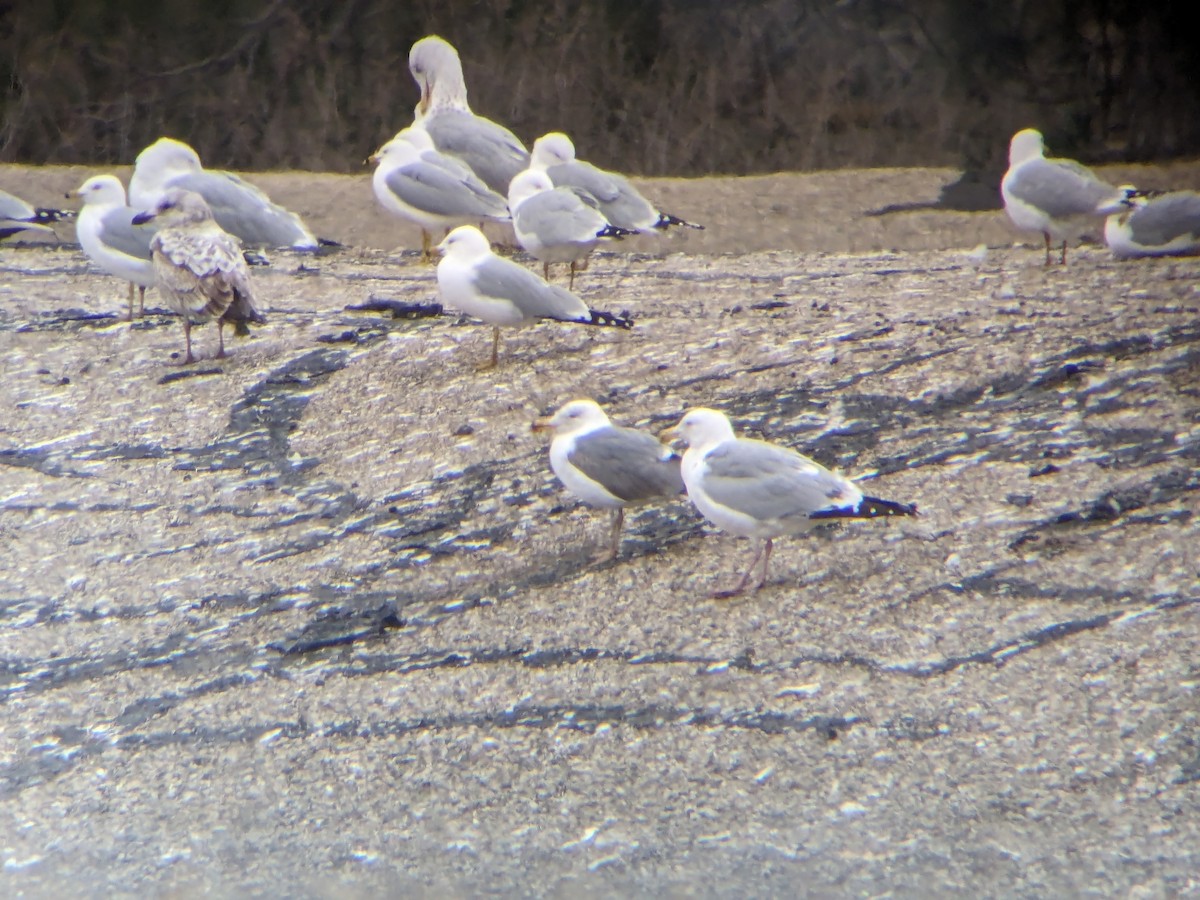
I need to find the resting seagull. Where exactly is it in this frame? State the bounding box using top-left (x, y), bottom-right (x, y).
top-left (508, 169), bottom-right (635, 288)
top-left (71, 175), bottom-right (157, 321)
top-left (663, 408), bottom-right (917, 598)
top-left (533, 399), bottom-right (685, 562)
top-left (132, 189), bottom-right (265, 364)
top-left (1105, 187), bottom-right (1200, 259)
top-left (370, 127), bottom-right (509, 260)
top-left (408, 35), bottom-right (529, 196)
top-left (1001, 128), bottom-right (1124, 265)
top-left (435, 225), bottom-right (632, 369)
top-left (530, 132), bottom-right (702, 234)
top-left (1, 188), bottom-right (71, 240)
top-left (130, 137), bottom-right (320, 250)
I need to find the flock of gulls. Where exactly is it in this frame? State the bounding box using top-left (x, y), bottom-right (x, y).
top-left (3, 36), bottom-right (1198, 594)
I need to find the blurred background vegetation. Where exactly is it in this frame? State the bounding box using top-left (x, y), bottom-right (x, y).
top-left (2, 0), bottom-right (1197, 176)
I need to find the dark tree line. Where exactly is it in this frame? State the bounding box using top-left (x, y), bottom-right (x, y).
top-left (1, 0), bottom-right (1196, 175)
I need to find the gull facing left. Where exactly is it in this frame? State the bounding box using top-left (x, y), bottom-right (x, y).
top-left (664, 408), bottom-right (917, 598)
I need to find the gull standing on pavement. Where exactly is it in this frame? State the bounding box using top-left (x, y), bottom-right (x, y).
top-left (71, 175), bottom-right (157, 320)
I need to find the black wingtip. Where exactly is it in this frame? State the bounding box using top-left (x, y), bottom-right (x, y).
top-left (33, 207), bottom-right (75, 224)
top-left (586, 308), bottom-right (635, 329)
top-left (811, 495), bottom-right (918, 521)
top-left (598, 223), bottom-right (638, 240)
top-left (656, 213), bottom-right (703, 231)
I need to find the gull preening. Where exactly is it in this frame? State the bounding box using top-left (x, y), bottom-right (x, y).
top-left (1001, 128), bottom-right (1124, 265)
top-left (130, 137), bottom-right (320, 250)
top-left (370, 127), bottom-right (510, 259)
top-left (1, 188), bottom-right (70, 240)
top-left (132, 189), bottom-right (266, 364)
top-left (409, 35), bottom-right (529, 196)
top-left (1105, 187), bottom-right (1200, 258)
top-left (435, 225), bottom-right (632, 368)
top-left (530, 132), bottom-right (702, 234)
top-left (663, 408), bottom-right (917, 598)
top-left (71, 175), bottom-right (157, 321)
top-left (508, 169), bottom-right (635, 288)
top-left (533, 399), bottom-right (685, 562)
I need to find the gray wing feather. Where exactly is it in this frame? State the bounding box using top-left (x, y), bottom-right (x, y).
top-left (425, 110), bottom-right (530, 195)
top-left (549, 161), bottom-right (656, 230)
top-left (701, 439), bottom-right (857, 522)
top-left (0, 189), bottom-right (35, 219)
top-left (1008, 159), bottom-right (1119, 218)
top-left (168, 171), bottom-right (314, 248)
top-left (98, 207), bottom-right (154, 259)
top-left (384, 162), bottom-right (508, 219)
top-left (517, 190), bottom-right (607, 245)
top-left (472, 256), bottom-right (589, 322)
top-left (569, 427), bottom-right (685, 503)
top-left (1129, 192), bottom-right (1200, 245)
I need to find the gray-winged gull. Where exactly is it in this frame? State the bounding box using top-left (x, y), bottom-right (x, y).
top-left (530, 132), bottom-right (702, 234)
top-left (408, 35), bottom-right (529, 195)
top-left (436, 225), bottom-right (632, 368)
top-left (370, 127), bottom-right (510, 259)
top-left (508, 169), bottom-right (634, 288)
top-left (1001, 128), bottom-right (1125, 265)
top-left (663, 408), bottom-right (917, 598)
top-left (1105, 187), bottom-right (1200, 258)
top-left (129, 137), bottom-right (320, 250)
top-left (132, 189), bottom-right (266, 363)
top-left (1, 188), bottom-right (70, 240)
top-left (532, 398), bottom-right (685, 561)
top-left (71, 175), bottom-right (157, 320)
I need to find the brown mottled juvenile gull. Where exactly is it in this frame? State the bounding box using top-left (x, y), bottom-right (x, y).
top-left (408, 35), bottom-right (529, 195)
top-left (71, 175), bottom-right (157, 321)
top-left (663, 408), bottom-right (917, 598)
top-left (529, 132), bottom-right (702, 234)
top-left (370, 127), bottom-right (510, 260)
top-left (533, 399), bottom-right (685, 562)
top-left (508, 169), bottom-right (634, 288)
top-left (132, 189), bottom-right (265, 364)
top-left (1105, 187), bottom-right (1200, 259)
top-left (129, 137), bottom-right (319, 250)
top-left (0, 188), bottom-right (70, 240)
top-left (1000, 128), bottom-right (1125, 265)
top-left (435, 225), bottom-right (632, 369)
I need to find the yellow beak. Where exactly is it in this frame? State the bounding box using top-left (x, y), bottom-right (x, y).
top-left (530, 417), bottom-right (554, 433)
top-left (418, 79), bottom-right (432, 116)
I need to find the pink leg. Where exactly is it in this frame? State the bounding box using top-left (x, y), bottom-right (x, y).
top-left (216, 321), bottom-right (227, 359)
top-left (713, 540), bottom-right (766, 599)
top-left (182, 319), bottom-right (195, 364)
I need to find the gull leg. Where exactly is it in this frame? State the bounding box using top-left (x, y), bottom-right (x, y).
top-left (753, 539), bottom-right (774, 592)
top-left (182, 319), bottom-right (195, 365)
top-left (1043, 232), bottom-right (1052, 266)
top-left (592, 508), bottom-right (624, 565)
top-left (126, 282), bottom-right (135, 322)
top-left (474, 326), bottom-right (500, 371)
top-left (215, 321), bottom-right (227, 359)
top-left (543, 262), bottom-right (551, 281)
top-left (137, 285), bottom-right (145, 316)
top-left (568, 261), bottom-right (577, 291)
top-left (420, 229), bottom-right (432, 262)
top-left (1059, 240), bottom-right (1068, 265)
top-left (713, 541), bottom-right (766, 599)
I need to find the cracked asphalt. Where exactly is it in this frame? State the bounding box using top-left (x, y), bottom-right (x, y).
top-left (1, 163), bottom-right (1198, 897)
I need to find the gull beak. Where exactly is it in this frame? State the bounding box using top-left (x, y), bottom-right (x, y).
top-left (530, 416), bottom-right (554, 433)
top-left (659, 424), bottom-right (680, 444)
top-left (418, 79), bottom-right (432, 116)
top-left (365, 151), bottom-right (379, 166)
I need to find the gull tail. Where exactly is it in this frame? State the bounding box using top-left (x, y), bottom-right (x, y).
top-left (811, 495), bottom-right (918, 521)
top-left (598, 223), bottom-right (638, 240)
top-left (655, 212), bottom-right (703, 231)
top-left (585, 308), bottom-right (634, 330)
top-left (33, 207), bottom-right (75, 225)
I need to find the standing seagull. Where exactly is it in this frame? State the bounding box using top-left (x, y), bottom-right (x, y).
top-left (1, 188), bottom-right (71, 240)
top-left (508, 169), bottom-right (635, 288)
top-left (409, 35), bottom-right (529, 195)
top-left (130, 137), bottom-right (320, 250)
top-left (1105, 187), bottom-right (1200, 258)
top-left (532, 399), bottom-right (685, 562)
top-left (663, 408), bottom-right (917, 598)
top-left (132, 189), bottom-right (265, 364)
top-left (1000, 128), bottom-right (1125, 265)
top-left (370, 127), bottom-right (510, 260)
top-left (530, 132), bottom-right (702, 234)
top-left (435, 225), bottom-right (632, 369)
top-left (71, 175), bottom-right (157, 321)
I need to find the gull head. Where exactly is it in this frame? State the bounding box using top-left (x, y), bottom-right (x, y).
top-left (71, 174), bottom-right (128, 207)
top-left (507, 169), bottom-right (554, 208)
top-left (661, 407), bottom-right (737, 451)
top-left (368, 136), bottom-right (421, 169)
top-left (409, 35), bottom-right (466, 115)
top-left (131, 188), bottom-right (214, 228)
top-left (1008, 128), bottom-right (1046, 166)
top-left (531, 399), bottom-right (611, 436)
top-left (134, 137), bottom-right (203, 183)
top-left (436, 225), bottom-right (491, 261)
top-left (531, 133), bottom-right (577, 169)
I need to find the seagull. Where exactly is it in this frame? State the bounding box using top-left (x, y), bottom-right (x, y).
top-left (370, 127), bottom-right (510, 260)
top-left (1000, 128), bottom-right (1125, 265)
top-left (132, 189), bottom-right (265, 364)
top-left (435, 225), bottom-right (632, 369)
top-left (663, 408), bottom-right (917, 598)
top-left (529, 132), bottom-right (702, 234)
top-left (71, 175), bottom-right (157, 321)
top-left (508, 169), bottom-right (635, 288)
top-left (408, 35), bottom-right (529, 195)
top-left (129, 137), bottom-right (320, 250)
top-left (1105, 187), bottom-right (1200, 258)
top-left (1, 188), bottom-right (71, 240)
top-left (532, 399), bottom-right (685, 562)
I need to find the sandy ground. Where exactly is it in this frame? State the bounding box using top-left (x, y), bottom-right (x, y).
top-left (1, 161), bottom-right (1199, 897)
